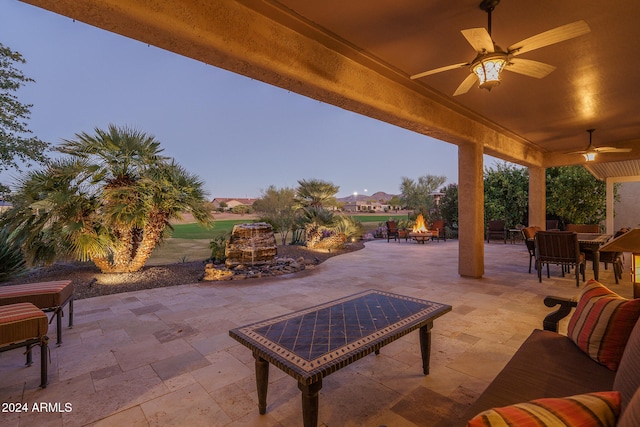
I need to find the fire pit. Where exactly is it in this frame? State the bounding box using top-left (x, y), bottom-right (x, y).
top-left (409, 214), bottom-right (433, 244)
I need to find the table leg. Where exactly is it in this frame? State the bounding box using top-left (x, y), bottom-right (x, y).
top-left (298, 380), bottom-right (322, 427)
top-left (593, 250), bottom-right (600, 281)
top-left (254, 353), bottom-right (269, 414)
top-left (419, 323), bottom-right (433, 375)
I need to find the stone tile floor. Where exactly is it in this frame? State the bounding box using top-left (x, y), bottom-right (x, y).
top-left (1, 239), bottom-right (633, 426)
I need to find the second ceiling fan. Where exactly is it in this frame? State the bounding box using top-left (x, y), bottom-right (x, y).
top-left (410, 0), bottom-right (590, 96)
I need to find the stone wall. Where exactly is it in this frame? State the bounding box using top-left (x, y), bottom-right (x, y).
top-left (225, 222), bottom-right (277, 268)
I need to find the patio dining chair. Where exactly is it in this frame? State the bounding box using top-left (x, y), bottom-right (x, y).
top-left (430, 220), bottom-right (447, 242)
top-left (565, 224), bottom-right (601, 233)
top-left (521, 226), bottom-right (541, 273)
top-left (534, 231), bottom-right (585, 287)
top-left (486, 220), bottom-right (507, 244)
top-left (545, 219), bottom-right (559, 230)
top-left (385, 221), bottom-right (399, 242)
top-left (593, 228), bottom-right (628, 284)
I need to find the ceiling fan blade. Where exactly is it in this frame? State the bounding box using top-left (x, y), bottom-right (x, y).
top-left (566, 150), bottom-right (587, 155)
top-left (410, 62), bottom-right (469, 80)
top-left (453, 73), bottom-right (478, 96)
top-left (594, 147), bottom-right (633, 153)
top-left (508, 20), bottom-right (590, 56)
top-left (506, 58), bottom-right (556, 79)
top-left (461, 28), bottom-right (495, 53)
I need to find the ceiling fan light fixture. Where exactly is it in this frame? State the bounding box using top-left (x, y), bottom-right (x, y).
top-left (583, 151), bottom-right (596, 161)
top-left (472, 54), bottom-right (507, 90)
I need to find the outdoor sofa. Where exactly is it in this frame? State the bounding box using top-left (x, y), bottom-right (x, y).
top-left (464, 279), bottom-right (640, 426)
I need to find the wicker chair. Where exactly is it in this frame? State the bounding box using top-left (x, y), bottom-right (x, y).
top-left (486, 220), bottom-right (507, 243)
top-left (534, 231), bottom-right (585, 287)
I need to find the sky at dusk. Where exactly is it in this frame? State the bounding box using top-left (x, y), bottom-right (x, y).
top-left (1, 2), bottom-right (502, 199)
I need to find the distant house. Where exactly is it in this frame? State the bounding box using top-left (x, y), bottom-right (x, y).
top-left (343, 200), bottom-right (389, 212)
top-left (211, 197), bottom-right (257, 211)
top-left (0, 200), bottom-right (11, 213)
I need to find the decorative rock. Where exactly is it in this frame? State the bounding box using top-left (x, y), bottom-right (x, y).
top-left (202, 252), bottom-right (316, 282)
top-left (202, 264), bottom-right (234, 281)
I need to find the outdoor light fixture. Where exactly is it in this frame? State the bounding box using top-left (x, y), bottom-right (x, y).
top-left (599, 228), bottom-right (640, 298)
top-left (583, 151), bottom-right (597, 162)
top-left (472, 53), bottom-right (507, 91)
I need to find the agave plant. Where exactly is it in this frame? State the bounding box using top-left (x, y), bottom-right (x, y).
top-left (0, 228), bottom-right (27, 282)
top-left (331, 214), bottom-right (363, 241)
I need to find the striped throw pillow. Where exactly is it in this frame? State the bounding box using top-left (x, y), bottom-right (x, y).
top-left (467, 391), bottom-right (620, 427)
top-left (567, 280), bottom-right (640, 371)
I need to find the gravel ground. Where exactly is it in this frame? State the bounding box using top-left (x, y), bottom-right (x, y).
top-left (1, 242), bottom-right (365, 300)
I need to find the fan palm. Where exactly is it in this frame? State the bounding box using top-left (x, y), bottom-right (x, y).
top-left (294, 178), bottom-right (339, 208)
top-left (2, 124), bottom-right (213, 273)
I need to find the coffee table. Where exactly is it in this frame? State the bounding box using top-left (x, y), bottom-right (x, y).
top-left (229, 289), bottom-right (451, 427)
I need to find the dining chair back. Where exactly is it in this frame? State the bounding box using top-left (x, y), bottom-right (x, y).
top-left (521, 226), bottom-right (541, 273)
top-left (430, 220), bottom-right (446, 242)
top-left (386, 221), bottom-right (399, 242)
top-left (534, 231), bottom-right (585, 287)
top-left (486, 220), bottom-right (507, 243)
top-left (598, 228), bottom-right (629, 284)
top-left (545, 219), bottom-right (559, 230)
top-left (566, 224), bottom-right (601, 233)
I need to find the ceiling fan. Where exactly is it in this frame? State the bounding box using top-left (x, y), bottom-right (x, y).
top-left (567, 129), bottom-right (632, 161)
top-left (410, 0), bottom-right (590, 96)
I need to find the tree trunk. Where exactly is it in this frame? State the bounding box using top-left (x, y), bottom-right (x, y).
top-left (127, 217), bottom-right (166, 273)
top-left (90, 215), bottom-right (167, 274)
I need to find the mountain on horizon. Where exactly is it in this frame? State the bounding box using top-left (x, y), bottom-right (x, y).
top-left (338, 191), bottom-right (398, 203)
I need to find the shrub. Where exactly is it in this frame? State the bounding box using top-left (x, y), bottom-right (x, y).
top-left (209, 233), bottom-right (229, 263)
top-left (0, 228), bottom-right (27, 282)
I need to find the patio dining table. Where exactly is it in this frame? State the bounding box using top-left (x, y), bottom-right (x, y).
top-left (577, 233), bottom-right (612, 281)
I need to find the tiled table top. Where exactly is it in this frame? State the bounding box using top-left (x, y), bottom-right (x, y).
top-left (229, 289), bottom-right (451, 384)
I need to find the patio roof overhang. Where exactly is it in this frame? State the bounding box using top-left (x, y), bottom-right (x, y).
top-left (19, 0), bottom-right (640, 277)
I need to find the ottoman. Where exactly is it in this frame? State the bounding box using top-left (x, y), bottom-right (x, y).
top-left (0, 303), bottom-right (49, 388)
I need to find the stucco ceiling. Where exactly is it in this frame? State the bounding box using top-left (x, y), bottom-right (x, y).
top-left (22, 0), bottom-right (640, 176)
top-left (267, 0), bottom-right (640, 165)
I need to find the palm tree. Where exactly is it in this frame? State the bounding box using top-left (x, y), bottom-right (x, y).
top-left (2, 124), bottom-right (213, 273)
top-left (295, 178), bottom-right (339, 208)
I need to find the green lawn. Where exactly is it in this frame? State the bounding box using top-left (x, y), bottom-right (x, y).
top-left (348, 214), bottom-right (408, 223)
top-left (151, 215), bottom-right (409, 264)
top-left (169, 220), bottom-right (250, 239)
top-left (169, 215), bottom-right (410, 240)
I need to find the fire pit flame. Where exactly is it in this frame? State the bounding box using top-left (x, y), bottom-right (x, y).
top-left (412, 214), bottom-right (429, 233)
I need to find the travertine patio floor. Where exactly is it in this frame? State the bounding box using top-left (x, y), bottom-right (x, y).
top-left (1, 239), bottom-right (632, 426)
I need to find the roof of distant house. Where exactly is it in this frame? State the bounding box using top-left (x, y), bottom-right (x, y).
top-left (211, 197), bottom-right (257, 205)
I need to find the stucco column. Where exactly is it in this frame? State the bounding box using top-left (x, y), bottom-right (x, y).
top-left (606, 178), bottom-right (614, 234)
top-left (458, 143), bottom-right (484, 278)
top-left (528, 166), bottom-right (546, 228)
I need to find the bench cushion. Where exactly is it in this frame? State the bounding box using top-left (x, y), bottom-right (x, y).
top-left (468, 391), bottom-right (620, 427)
top-left (0, 303), bottom-right (48, 346)
top-left (0, 280), bottom-right (73, 309)
top-left (464, 329), bottom-right (616, 420)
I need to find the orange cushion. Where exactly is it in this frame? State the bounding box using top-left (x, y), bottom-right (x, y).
top-left (0, 303), bottom-right (48, 346)
top-left (0, 280), bottom-right (73, 309)
top-left (567, 280), bottom-right (640, 371)
top-left (467, 391), bottom-right (620, 427)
